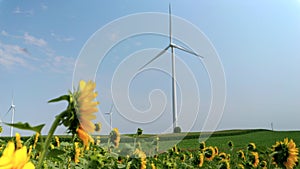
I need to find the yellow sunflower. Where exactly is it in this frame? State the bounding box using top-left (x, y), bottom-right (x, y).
top-left (247, 143), bottom-right (256, 151)
top-left (55, 136), bottom-right (60, 148)
top-left (199, 153), bottom-right (204, 167)
top-left (74, 142), bottom-right (81, 164)
top-left (219, 159), bottom-right (230, 169)
top-left (16, 133), bottom-right (22, 149)
top-left (75, 80), bottom-right (99, 133)
top-left (228, 141), bottom-right (234, 149)
top-left (0, 142), bottom-right (35, 169)
top-left (133, 149), bottom-right (147, 169)
top-left (77, 127), bottom-right (94, 150)
top-left (248, 151), bottom-right (259, 168)
top-left (237, 150), bottom-right (245, 161)
top-left (260, 160), bottom-right (267, 169)
top-left (272, 138), bottom-right (299, 169)
top-left (204, 146), bottom-right (216, 161)
top-left (237, 164), bottom-right (245, 169)
top-left (199, 141), bottom-right (205, 151)
top-left (110, 128), bottom-right (121, 148)
top-left (95, 122), bottom-right (102, 132)
top-left (218, 152), bottom-right (227, 160)
top-left (33, 133), bottom-right (39, 149)
top-left (214, 146), bottom-right (219, 156)
top-left (151, 162), bottom-right (156, 169)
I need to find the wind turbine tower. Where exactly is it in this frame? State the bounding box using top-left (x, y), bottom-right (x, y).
top-left (105, 104), bottom-right (114, 131)
top-left (139, 4), bottom-right (203, 133)
top-left (5, 94), bottom-right (16, 137)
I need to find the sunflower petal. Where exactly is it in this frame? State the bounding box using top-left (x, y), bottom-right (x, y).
top-left (79, 80), bottom-right (86, 90)
top-left (23, 162), bottom-right (35, 169)
top-left (12, 146), bottom-right (27, 168)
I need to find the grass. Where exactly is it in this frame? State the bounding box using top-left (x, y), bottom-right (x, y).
top-left (175, 130), bottom-right (300, 151)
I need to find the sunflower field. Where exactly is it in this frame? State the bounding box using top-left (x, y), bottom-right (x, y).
top-left (0, 80), bottom-right (299, 169)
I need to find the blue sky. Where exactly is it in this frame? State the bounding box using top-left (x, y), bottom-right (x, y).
top-left (0, 0), bottom-right (300, 136)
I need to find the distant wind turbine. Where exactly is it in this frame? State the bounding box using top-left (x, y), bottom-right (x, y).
top-left (105, 104), bottom-right (114, 131)
top-left (5, 93), bottom-right (16, 137)
top-left (139, 4), bottom-right (203, 133)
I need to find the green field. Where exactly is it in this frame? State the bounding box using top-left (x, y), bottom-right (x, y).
top-left (108, 129), bottom-right (300, 150)
top-left (176, 129), bottom-right (300, 150)
top-left (1, 129), bottom-right (299, 168)
top-left (26, 129), bottom-right (299, 151)
top-left (95, 129), bottom-right (300, 155)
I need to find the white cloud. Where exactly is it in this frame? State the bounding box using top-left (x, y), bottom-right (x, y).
top-left (13, 6), bottom-right (34, 16)
top-left (24, 32), bottom-right (47, 47)
top-left (1, 31), bottom-right (47, 48)
top-left (0, 41), bottom-right (33, 69)
top-left (47, 55), bottom-right (75, 73)
top-left (1, 30), bottom-right (21, 39)
top-left (51, 33), bottom-right (75, 42)
top-left (0, 31), bottom-right (75, 73)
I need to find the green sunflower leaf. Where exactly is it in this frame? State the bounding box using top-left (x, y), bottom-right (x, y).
top-left (48, 95), bottom-right (70, 103)
top-left (5, 122), bottom-right (45, 133)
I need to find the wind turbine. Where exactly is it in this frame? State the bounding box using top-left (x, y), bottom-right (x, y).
top-left (5, 93), bottom-right (16, 137)
top-left (139, 4), bottom-right (203, 133)
top-left (105, 104), bottom-right (114, 131)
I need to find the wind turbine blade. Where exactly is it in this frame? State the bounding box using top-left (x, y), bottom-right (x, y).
top-left (169, 3), bottom-right (172, 44)
top-left (12, 90), bottom-right (14, 105)
top-left (139, 46), bottom-right (170, 70)
top-left (4, 106), bottom-right (12, 118)
top-left (172, 43), bottom-right (204, 58)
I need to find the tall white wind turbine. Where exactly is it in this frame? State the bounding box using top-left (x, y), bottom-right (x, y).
top-left (139, 4), bottom-right (203, 133)
top-left (105, 104), bottom-right (114, 131)
top-left (5, 93), bottom-right (16, 137)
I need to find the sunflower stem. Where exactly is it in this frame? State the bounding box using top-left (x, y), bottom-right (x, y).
top-left (37, 110), bottom-right (68, 168)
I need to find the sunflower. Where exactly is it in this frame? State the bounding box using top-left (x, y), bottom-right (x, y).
top-left (199, 153), bottom-right (204, 167)
top-left (247, 143), bottom-right (256, 151)
top-left (151, 162), bottom-right (156, 169)
top-left (0, 141), bottom-right (35, 169)
top-left (248, 151), bottom-right (259, 168)
top-left (96, 136), bottom-right (101, 146)
top-left (219, 159), bottom-right (230, 169)
top-left (237, 164), bottom-right (245, 169)
top-left (228, 141), bottom-right (234, 149)
top-left (204, 146), bottom-right (216, 161)
top-left (237, 150), bottom-right (246, 161)
top-left (48, 80), bottom-right (99, 134)
top-left (95, 122), bottom-right (102, 132)
top-left (180, 154), bottom-right (186, 162)
top-left (55, 136), bottom-right (60, 148)
top-left (199, 141), bottom-right (205, 151)
top-left (133, 149), bottom-right (147, 169)
top-left (16, 132), bottom-right (22, 149)
top-left (272, 138), bottom-right (299, 169)
top-left (74, 80), bottom-right (99, 133)
top-left (110, 128), bottom-right (121, 148)
top-left (214, 146), bottom-right (219, 156)
top-left (77, 127), bottom-right (94, 150)
top-left (33, 133), bottom-right (39, 149)
top-left (260, 160), bottom-right (267, 169)
top-left (74, 142), bottom-right (81, 164)
top-left (218, 152), bottom-right (227, 160)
